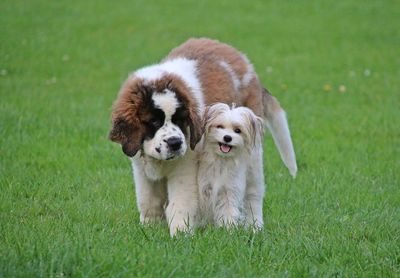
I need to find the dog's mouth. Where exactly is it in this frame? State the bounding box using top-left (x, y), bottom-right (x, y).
top-left (218, 142), bottom-right (232, 153)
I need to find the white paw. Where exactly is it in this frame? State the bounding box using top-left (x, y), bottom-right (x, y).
top-left (245, 217), bottom-right (264, 232)
top-left (169, 219), bottom-right (193, 237)
top-left (215, 215), bottom-right (240, 228)
top-left (140, 210), bottom-right (164, 224)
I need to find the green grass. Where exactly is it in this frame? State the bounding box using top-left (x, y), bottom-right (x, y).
top-left (1, 0), bottom-right (399, 277)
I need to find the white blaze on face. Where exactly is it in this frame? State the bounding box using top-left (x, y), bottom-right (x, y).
top-left (143, 90), bottom-right (187, 160)
top-left (152, 90), bottom-right (180, 120)
top-left (133, 58), bottom-right (204, 114)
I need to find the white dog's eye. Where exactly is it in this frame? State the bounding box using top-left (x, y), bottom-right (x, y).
top-left (234, 128), bottom-right (241, 134)
top-left (217, 125), bottom-right (224, 129)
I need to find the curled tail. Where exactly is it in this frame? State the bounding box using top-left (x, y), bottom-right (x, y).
top-left (262, 88), bottom-right (297, 177)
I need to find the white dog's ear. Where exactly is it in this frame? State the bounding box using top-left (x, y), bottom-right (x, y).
top-left (242, 108), bottom-right (264, 149)
top-left (202, 105), bottom-right (213, 134)
top-left (201, 105), bottom-right (213, 140)
top-left (197, 103), bottom-right (230, 151)
top-left (253, 115), bottom-right (264, 145)
top-left (203, 103), bottom-right (230, 133)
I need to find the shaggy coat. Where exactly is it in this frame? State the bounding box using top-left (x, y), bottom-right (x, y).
top-left (198, 103), bottom-right (265, 228)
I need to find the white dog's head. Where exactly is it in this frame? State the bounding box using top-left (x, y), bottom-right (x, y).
top-left (202, 103), bottom-right (263, 157)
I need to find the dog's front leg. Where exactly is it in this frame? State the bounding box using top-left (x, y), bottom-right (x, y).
top-left (132, 160), bottom-right (167, 224)
top-left (243, 183), bottom-right (264, 230)
top-left (165, 157), bottom-right (198, 236)
top-left (214, 183), bottom-right (244, 227)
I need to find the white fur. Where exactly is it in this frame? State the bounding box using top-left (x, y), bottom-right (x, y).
top-left (152, 90), bottom-right (180, 120)
top-left (198, 103), bottom-right (265, 229)
top-left (133, 58), bottom-right (205, 113)
top-left (218, 60), bottom-right (241, 91)
top-left (131, 149), bottom-right (198, 236)
top-left (135, 89), bottom-right (199, 236)
top-left (240, 54), bottom-right (255, 87)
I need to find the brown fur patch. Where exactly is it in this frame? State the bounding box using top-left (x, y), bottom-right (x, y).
top-left (109, 78), bottom-right (156, 156)
top-left (165, 38), bottom-right (265, 118)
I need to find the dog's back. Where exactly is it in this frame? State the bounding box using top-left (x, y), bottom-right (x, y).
top-left (166, 38), bottom-right (265, 117)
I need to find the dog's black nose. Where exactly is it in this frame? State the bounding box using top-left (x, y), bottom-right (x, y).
top-left (223, 135), bottom-right (232, 143)
top-left (165, 137), bottom-right (182, 151)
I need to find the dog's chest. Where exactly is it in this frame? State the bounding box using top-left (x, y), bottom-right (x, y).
top-left (198, 156), bottom-right (242, 195)
top-left (136, 155), bottom-right (178, 181)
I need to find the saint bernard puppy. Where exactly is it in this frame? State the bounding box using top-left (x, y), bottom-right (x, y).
top-left (109, 38), bottom-right (297, 236)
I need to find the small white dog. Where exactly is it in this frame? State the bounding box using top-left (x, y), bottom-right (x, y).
top-left (198, 103), bottom-right (265, 229)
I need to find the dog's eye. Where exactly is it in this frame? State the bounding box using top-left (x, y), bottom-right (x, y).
top-left (149, 118), bottom-right (161, 127)
top-left (217, 125), bottom-right (224, 129)
top-left (234, 128), bottom-right (241, 134)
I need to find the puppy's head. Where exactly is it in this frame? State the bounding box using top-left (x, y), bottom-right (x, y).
top-left (202, 103), bottom-right (263, 157)
top-left (109, 75), bottom-right (202, 160)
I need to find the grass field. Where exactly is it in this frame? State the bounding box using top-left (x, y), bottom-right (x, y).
top-left (1, 0), bottom-right (399, 277)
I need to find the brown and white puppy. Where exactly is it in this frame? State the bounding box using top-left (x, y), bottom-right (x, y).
top-left (109, 38), bottom-right (297, 236)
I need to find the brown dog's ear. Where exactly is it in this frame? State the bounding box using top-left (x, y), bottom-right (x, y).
top-left (121, 139), bottom-right (141, 157)
top-left (109, 78), bottom-right (149, 157)
top-left (188, 108), bottom-right (202, 150)
top-left (109, 118), bottom-right (127, 143)
top-left (109, 118), bottom-right (142, 157)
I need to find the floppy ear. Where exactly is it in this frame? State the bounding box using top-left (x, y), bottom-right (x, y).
top-left (201, 105), bottom-right (214, 139)
top-left (188, 107), bottom-right (202, 150)
top-left (109, 80), bottom-right (150, 157)
top-left (109, 118), bottom-right (143, 157)
top-left (246, 110), bottom-right (264, 148)
top-left (201, 103), bottom-right (231, 144)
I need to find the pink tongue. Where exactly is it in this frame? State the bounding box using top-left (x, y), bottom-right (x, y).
top-left (220, 144), bottom-right (231, 153)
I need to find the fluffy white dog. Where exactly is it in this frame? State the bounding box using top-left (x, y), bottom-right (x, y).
top-left (198, 103), bottom-right (266, 229)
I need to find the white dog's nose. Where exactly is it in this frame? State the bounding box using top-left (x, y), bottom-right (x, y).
top-left (165, 137), bottom-right (183, 151)
top-left (223, 135), bottom-right (232, 143)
